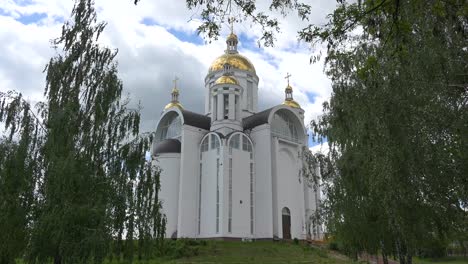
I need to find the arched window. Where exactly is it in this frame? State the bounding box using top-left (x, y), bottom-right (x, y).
top-left (271, 110), bottom-right (301, 143)
top-left (282, 207), bottom-right (291, 239)
top-left (155, 112), bottom-right (182, 143)
top-left (229, 134), bottom-right (240, 154)
top-left (201, 136), bottom-right (209, 152)
top-left (210, 134), bottom-right (220, 150)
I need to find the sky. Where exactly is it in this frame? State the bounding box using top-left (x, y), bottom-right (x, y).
top-left (0, 0), bottom-right (336, 148)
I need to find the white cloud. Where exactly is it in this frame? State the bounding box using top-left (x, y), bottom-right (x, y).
top-left (309, 143), bottom-right (329, 155)
top-left (0, 0), bottom-right (335, 138)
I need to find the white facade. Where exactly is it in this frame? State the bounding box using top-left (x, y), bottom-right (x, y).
top-left (152, 32), bottom-right (321, 240)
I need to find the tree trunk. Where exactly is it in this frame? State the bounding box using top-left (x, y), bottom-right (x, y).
top-left (382, 250), bottom-right (389, 264)
top-left (406, 253), bottom-right (412, 264)
top-left (54, 254), bottom-right (61, 264)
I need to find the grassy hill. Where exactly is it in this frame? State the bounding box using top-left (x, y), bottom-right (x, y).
top-left (151, 240), bottom-right (353, 264)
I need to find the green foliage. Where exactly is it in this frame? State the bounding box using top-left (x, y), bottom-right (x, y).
top-left (417, 239), bottom-right (448, 259)
top-left (160, 239), bottom-right (206, 259)
top-left (183, 0), bottom-right (312, 47)
top-left (293, 237), bottom-right (300, 245)
top-left (309, 0), bottom-right (467, 263)
top-left (0, 0), bottom-right (165, 263)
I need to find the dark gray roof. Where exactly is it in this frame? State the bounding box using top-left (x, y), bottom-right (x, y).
top-left (181, 110), bottom-right (211, 130)
top-left (154, 139), bottom-right (181, 155)
top-left (242, 107), bottom-right (274, 130)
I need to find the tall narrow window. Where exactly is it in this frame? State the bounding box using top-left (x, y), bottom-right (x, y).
top-left (208, 87), bottom-right (212, 111)
top-left (242, 135), bottom-right (249, 151)
top-left (229, 134), bottom-right (240, 154)
top-left (223, 94), bottom-right (229, 119)
top-left (213, 95), bottom-right (217, 120)
top-left (216, 158), bottom-right (220, 233)
top-left (198, 163), bottom-right (202, 234)
top-left (210, 134), bottom-right (220, 154)
top-left (247, 80), bottom-right (253, 110)
top-left (234, 95), bottom-right (238, 120)
top-left (228, 158), bottom-right (233, 233)
top-left (250, 162), bottom-right (254, 235)
top-left (210, 134), bottom-right (216, 149)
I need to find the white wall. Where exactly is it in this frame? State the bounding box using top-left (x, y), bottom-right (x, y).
top-left (274, 139), bottom-right (306, 240)
top-left (251, 125), bottom-right (274, 238)
top-left (154, 153), bottom-right (180, 238)
top-left (226, 147), bottom-right (252, 237)
top-left (199, 148), bottom-right (222, 237)
top-left (177, 125), bottom-right (207, 237)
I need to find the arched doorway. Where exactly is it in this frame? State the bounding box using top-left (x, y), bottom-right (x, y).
top-left (282, 207), bottom-right (291, 239)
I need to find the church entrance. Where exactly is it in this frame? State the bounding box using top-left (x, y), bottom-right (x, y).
top-left (282, 207), bottom-right (291, 239)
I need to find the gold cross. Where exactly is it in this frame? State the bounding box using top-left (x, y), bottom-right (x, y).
top-left (228, 17), bottom-right (235, 34)
top-left (173, 76), bottom-right (179, 88)
top-left (285, 72), bottom-right (292, 86)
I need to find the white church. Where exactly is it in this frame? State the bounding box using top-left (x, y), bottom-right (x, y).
top-left (151, 28), bottom-right (321, 240)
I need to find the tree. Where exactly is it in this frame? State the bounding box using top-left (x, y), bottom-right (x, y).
top-left (0, 0), bottom-right (165, 263)
top-left (0, 93), bottom-right (40, 264)
top-left (175, 0), bottom-right (467, 263)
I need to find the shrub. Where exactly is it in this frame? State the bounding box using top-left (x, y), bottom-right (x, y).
top-left (328, 241), bottom-right (339, 251)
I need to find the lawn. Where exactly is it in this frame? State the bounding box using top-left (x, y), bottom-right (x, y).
top-left (153, 240), bottom-right (353, 264)
top-left (413, 256), bottom-right (468, 264)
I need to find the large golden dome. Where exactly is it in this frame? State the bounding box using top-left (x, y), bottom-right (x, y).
top-left (209, 53), bottom-right (256, 73)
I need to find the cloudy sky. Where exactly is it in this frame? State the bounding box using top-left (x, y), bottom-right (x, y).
top-left (0, 0), bottom-right (336, 147)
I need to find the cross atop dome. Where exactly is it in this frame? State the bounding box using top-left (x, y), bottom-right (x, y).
top-left (283, 72), bottom-right (301, 109)
top-left (172, 76), bottom-right (179, 90)
top-left (228, 17), bottom-right (235, 34)
top-left (164, 76), bottom-right (183, 110)
top-left (285, 72), bottom-right (292, 86)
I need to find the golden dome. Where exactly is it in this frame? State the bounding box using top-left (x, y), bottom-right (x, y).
top-left (164, 102), bottom-right (183, 110)
top-left (215, 75), bottom-right (239, 85)
top-left (227, 33), bottom-right (238, 41)
top-left (209, 53), bottom-right (256, 73)
top-left (285, 85), bottom-right (293, 91)
top-left (283, 99), bottom-right (301, 108)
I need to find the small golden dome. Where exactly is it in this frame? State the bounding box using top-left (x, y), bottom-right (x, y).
top-left (164, 102), bottom-right (183, 110)
top-left (172, 87), bottom-right (179, 95)
top-left (283, 99), bottom-right (301, 108)
top-left (285, 85), bottom-right (293, 91)
top-left (227, 33), bottom-right (238, 41)
top-left (215, 75), bottom-right (239, 85)
top-left (209, 53), bottom-right (256, 73)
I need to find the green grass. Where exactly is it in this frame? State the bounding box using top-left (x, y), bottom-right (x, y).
top-left (152, 240), bottom-right (353, 264)
top-left (413, 256), bottom-right (468, 264)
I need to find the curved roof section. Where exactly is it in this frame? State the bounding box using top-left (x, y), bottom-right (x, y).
top-left (242, 107), bottom-right (275, 130)
top-left (243, 105), bottom-right (305, 131)
top-left (154, 139), bottom-right (181, 154)
top-left (180, 109), bottom-right (211, 130)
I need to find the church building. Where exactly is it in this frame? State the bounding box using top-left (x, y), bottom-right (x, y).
top-left (151, 28), bottom-right (321, 240)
